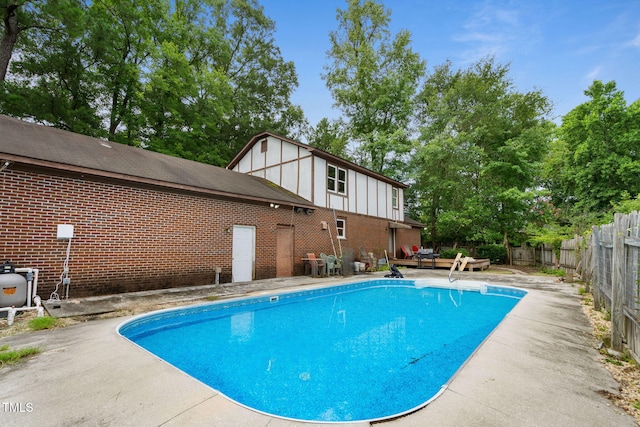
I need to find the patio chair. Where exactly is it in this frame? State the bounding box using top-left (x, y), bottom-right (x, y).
top-left (401, 245), bottom-right (417, 259)
top-left (320, 253), bottom-right (337, 276)
top-left (304, 253), bottom-right (326, 277)
top-left (359, 247), bottom-right (377, 272)
top-left (329, 255), bottom-right (342, 275)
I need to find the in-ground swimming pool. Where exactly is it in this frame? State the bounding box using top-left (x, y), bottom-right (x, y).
top-left (118, 278), bottom-right (526, 422)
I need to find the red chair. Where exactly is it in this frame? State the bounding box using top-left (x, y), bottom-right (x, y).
top-left (412, 245), bottom-right (419, 253)
top-left (401, 245), bottom-right (416, 259)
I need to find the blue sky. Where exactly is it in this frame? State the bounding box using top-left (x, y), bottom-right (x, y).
top-left (263, 0), bottom-right (640, 127)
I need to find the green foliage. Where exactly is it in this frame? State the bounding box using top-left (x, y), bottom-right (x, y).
top-left (551, 81), bottom-right (640, 214)
top-left (0, 345), bottom-right (40, 366)
top-left (28, 316), bottom-right (59, 331)
top-left (439, 248), bottom-right (470, 259)
top-left (0, 0), bottom-right (306, 166)
top-left (610, 192), bottom-right (640, 214)
top-left (306, 118), bottom-right (351, 159)
top-left (605, 358), bottom-right (623, 366)
top-left (525, 223), bottom-right (575, 257)
top-left (541, 267), bottom-right (565, 277)
top-left (324, 0), bottom-right (426, 176)
top-left (410, 58), bottom-right (553, 248)
top-left (476, 244), bottom-right (507, 264)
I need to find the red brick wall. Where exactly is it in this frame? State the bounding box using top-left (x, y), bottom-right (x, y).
top-left (1, 165), bottom-right (402, 297)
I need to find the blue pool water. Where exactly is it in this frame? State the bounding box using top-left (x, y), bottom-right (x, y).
top-left (118, 279), bottom-right (526, 422)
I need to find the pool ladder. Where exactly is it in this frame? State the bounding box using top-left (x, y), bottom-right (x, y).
top-left (448, 253), bottom-right (470, 282)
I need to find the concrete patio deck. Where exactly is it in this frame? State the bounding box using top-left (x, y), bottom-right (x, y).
top-left (0, 268), bottom-right (637, 426)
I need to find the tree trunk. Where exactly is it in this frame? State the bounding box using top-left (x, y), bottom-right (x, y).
top-left (0, 4), bottom-right (20, 81)
top-left (503, 231), bottom-right (511, 265)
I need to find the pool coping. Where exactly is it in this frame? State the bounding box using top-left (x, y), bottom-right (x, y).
top-left (1, 269), bottom-right (637, 426)
top-left (116, 277), bottom-right (528, 424)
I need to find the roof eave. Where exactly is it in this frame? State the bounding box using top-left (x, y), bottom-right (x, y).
top-left (2, 153), bottom-right (316, 210)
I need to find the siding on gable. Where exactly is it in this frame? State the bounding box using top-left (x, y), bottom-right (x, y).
top-left (281, 161), bottom-right (298, 194)
top-left (313, 156), bottom-right (327, 208)
top-left (265, 166), bottom-right (280, 188)
top-left (237, 155), bottom-right (251, 173)
top-left (266, 137), bottom-right (281, 167)
top-left (347, 169), bottom-right (356, 213)
top-left (281, 139), bottom-right (300, 163)
top-left (367, 177), bottom-right (378, 216)
top-left (231, 135), bottom-right (407, 221)
top-left (377, 181), bottom-right (387, 219)
top-left (298, 156), bottom-right (313, 201)
top-left (356, 172), bottom-right (368, 215)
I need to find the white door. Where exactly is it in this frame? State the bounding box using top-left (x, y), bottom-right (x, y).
top-left (232, 225), bottom-right (255, 282)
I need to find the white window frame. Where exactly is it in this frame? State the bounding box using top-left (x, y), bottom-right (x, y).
top-left (392, 187), bottom-right (399, 209)
top-left (336, 218), bottom-right (346, 239)
top-left (328, 164), bottom-right (347, 195)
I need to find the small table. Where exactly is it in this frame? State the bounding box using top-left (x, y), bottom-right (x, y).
top-left (417, 252), bottom-right (440, 269)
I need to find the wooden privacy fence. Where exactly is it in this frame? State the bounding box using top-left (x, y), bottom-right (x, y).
top-left (509, 243), bottom-right (569, 271)
top-left (583, 212), bottom-right (640, 357)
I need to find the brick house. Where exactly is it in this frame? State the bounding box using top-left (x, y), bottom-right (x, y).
top-left (0, 116), bottom-right (421, 298)
top-left (227, 132), bottom-right (423, 260)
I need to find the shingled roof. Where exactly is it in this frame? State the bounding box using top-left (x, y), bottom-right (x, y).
top-left (0, 115), bottom-right (315, 208)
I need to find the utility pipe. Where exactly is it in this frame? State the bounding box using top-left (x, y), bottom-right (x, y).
top-left (0, 296), bottom-right (44, 326)
top-left (1, 268), bottom-right (43, 325)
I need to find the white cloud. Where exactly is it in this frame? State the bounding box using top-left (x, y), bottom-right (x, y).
top-left (453, 1), bottom-right (540, 64)
top-left (584, 66), bottom-right (602, 83)
top-left (630, 32), bottom-right (640, 48)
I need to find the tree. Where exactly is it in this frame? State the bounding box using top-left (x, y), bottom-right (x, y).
top-left (324, 0), bottom-right (425, 177)
top-left (207, 0), bottom-right (306, 163)
top-left (555, 80), bottom-right (640, 213)
top-left (0, 0), bottom-right (103, 135)
top-left (306, 117), bottom-right (350, 159)
top-left (0, 1), bottom-right (81, 81)
top-left (1, 0), bottom-right (306, 166)
top-left (86, 0), bottom-right (166, 144)
top-left (411, 58), bottom-right (553, 254)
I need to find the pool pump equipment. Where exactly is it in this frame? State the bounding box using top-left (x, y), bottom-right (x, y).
top-left (0, 261), bottom-right (44, 325)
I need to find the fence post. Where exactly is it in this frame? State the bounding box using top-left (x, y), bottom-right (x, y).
top-left (611, 213), bottom-right (628, 352)
top-left (591, 226), bottom-right (601, 311)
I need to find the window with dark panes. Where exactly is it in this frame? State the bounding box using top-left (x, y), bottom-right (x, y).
top-left (328, 164), bottom-right (346, 195)
top-left (336, 218), bottom-right (346, 239)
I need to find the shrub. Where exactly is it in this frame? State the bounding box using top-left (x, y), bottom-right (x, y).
top-left (541, 267), bottom-right (565, 277)
top-left (477, 244), bottom-right (507, 264)
top-left (439, 248), bottom-right (470, 259)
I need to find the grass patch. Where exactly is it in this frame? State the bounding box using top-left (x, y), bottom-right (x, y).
top-left (633, 401), bottom-right (640, 411)
top-left (206, 295), bottom-right (218, 301)
top-left (540, 267), bottom-right (566, 277)
top-left (605, 358), bottom-right (624, 366)
top-left (28, 316), bottom-right (59, 331)
top-left (0, 345), bottom-right (40, 366)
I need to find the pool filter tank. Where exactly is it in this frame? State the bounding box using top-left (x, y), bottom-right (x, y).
top-left (0, 261), bottom-right (27, 307)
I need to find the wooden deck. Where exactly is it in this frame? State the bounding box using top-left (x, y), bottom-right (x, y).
top-left (390, 257), bottom-right (491, 271)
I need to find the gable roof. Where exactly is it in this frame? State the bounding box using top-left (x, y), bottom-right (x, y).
top-left (403, 217), bottom-right (427, 228)
top-left (227, 131), bottom-right (409, 189)
top-left (0, 115), bottom-right (315, 208)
